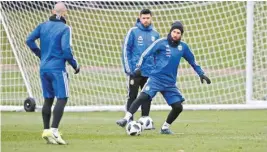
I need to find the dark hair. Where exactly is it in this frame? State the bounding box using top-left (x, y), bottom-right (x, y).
top-left (140, 9), bottom-right (152, 16)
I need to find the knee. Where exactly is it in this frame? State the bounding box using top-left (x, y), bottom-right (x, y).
top-left (42, 104), bottom-right (51, 114)
top-left (42, 98), bottom-right (54, 113)
top-left (171, 102), bottom-right (183, 113)
top-left (138, 92), bottom-right (151, 101)
top-left (53, 98), bottom-right (67, 112)
top-left (57, 98), bottom-right (68, 102)
top-left (128, 94), bottom-right (137, 101)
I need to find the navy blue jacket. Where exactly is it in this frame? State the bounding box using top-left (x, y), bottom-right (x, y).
top-left (26, 17), bottom-right (78, 72)
top-left (122, 19), bottom-right (160, 77)
top-left (137, 38), bottom-right (204, 84)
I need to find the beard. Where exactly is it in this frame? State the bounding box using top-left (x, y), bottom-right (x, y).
top-left (167, 33), bottom-right (181, 47)
top-left (142, 21), bottom-right (151, 27)
top-left (172, 36), bottom-right (181, 42)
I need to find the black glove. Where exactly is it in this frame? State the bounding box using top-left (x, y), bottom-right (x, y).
top-left (74, 65), bottom-right (80, 74)
top-left (200, 74), bottom-right (211, 84)
top-left (133, 68), bottom-right (141, 77)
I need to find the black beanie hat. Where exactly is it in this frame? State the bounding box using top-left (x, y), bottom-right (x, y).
top-left (170, 21), bottom-right (184, 34)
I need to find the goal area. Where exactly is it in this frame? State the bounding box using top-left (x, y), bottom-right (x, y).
top-left (1, 1), bottom-right (266, 111)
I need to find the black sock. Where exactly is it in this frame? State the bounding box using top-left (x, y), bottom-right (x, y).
top-left (42, 98), bottom-right (54, 129)
top-left (166, 102), bottom-right (183, 124)
top-left (141, 99), bottom-right (151, 117)
top-left (129, 92), bottom-right (150, 115)
top-left (51, 98), bottom-right (67, 128)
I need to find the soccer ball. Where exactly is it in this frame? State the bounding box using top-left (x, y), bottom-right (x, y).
top-left (125, 121), bottom-right (142, 136)
top-left (138, 116), bottom-right (155, 130)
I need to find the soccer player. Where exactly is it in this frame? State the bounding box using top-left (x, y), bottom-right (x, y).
top-left (117, 21), bottom-right (211, 134)
top-left (26, 2), bottom-right (80, 144)
top-left (121, 9), bottom-right (160, 129)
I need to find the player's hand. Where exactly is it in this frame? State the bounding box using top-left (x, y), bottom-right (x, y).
top-left (74, 65), bottom-right (80, 74)
top-left (133, 68), bottom-right (141, 77)
top-left (200, 74), bottom-right (211, 84)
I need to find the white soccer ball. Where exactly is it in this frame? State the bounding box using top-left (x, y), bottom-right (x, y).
top-left (138, 116), bottom-right (154, 130)
top-left (125, 121), bottom-right (142, 136)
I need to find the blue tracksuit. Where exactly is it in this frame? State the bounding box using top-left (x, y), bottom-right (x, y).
top-left (137, 38), bottom-right (205, 104)
top-left (26, 17), bottom-right (78, 98)
top-left (122, 19), bottom-right (160, 77)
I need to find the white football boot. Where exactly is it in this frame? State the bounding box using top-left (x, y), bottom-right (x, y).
top-left (51, 129), bottom-right (67, 145)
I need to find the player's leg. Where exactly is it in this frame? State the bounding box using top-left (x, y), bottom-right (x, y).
top-left (160, 102), bottom-right (183, 134)
top-left (51, 98), bottom-right (67, 145)
top-left (160, 86), bottom-right (184, 134)
top-left (125, 76), bottom-right (141, 121)
top-left (128, 92), bottom-right (151, 118)
top-left (50, 71), bottom-right (69, 144)
top-left (139, 76), bottom-right (155, 130)
top-left (116, 78), bottom-right (160, 127)
top-left (41, 72), bottom-right (55, 129)
top-left (42, 98), bottom-right (54, 129)
top-left (140, 76), bottom-right (151, 117)
top-left (117, 92), bottom-right (151, 127)
top-left (40, 72), bottom-right (57, 144)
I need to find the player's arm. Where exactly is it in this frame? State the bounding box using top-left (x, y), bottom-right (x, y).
top-left (122, 29), bottom-right (134, 75)
top-left (26, 24), bottom-right (41, 59)
top-left (155, 31), bottom-right (160, 40)
top-left (61, 26), bottom-right (80, 74)
top-left (183, 44), bottom-right (211, 84)
top-left (134, 39), bottom-right (162, 76)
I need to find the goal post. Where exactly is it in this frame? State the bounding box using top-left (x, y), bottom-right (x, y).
top-left (0, 1), bottom-right (266, 112)
top-left (244, 1), bottom-right (266, 105)
top-left (248, 1), bottom-right (267, 105)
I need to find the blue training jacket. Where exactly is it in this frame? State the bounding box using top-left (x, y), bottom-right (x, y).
top-left (122, 19), bottom-right (160, 77)
top-left (26, 18), bottom-right (78, 72)
top-left (137, 38), bottom-right (204, 84)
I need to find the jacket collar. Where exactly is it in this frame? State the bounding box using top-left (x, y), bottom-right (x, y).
top-left (49, 14), bottom-right (66, 24)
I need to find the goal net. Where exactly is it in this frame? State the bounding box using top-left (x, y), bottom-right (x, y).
top-left (1, 1), bottom-right (266, 111)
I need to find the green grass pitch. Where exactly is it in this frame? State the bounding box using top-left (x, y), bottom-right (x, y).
top-left (1, 2), bottom-right (267, 151)
top-left (1, 110), bottom-right (267, 152)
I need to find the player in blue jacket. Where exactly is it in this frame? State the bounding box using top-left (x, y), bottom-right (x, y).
top-left (26, 2), bottom-right (79, 144)
top-left (117, 21), bottom-right (211, 134)
top-left (121, 9), bottom-right (160, 129)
